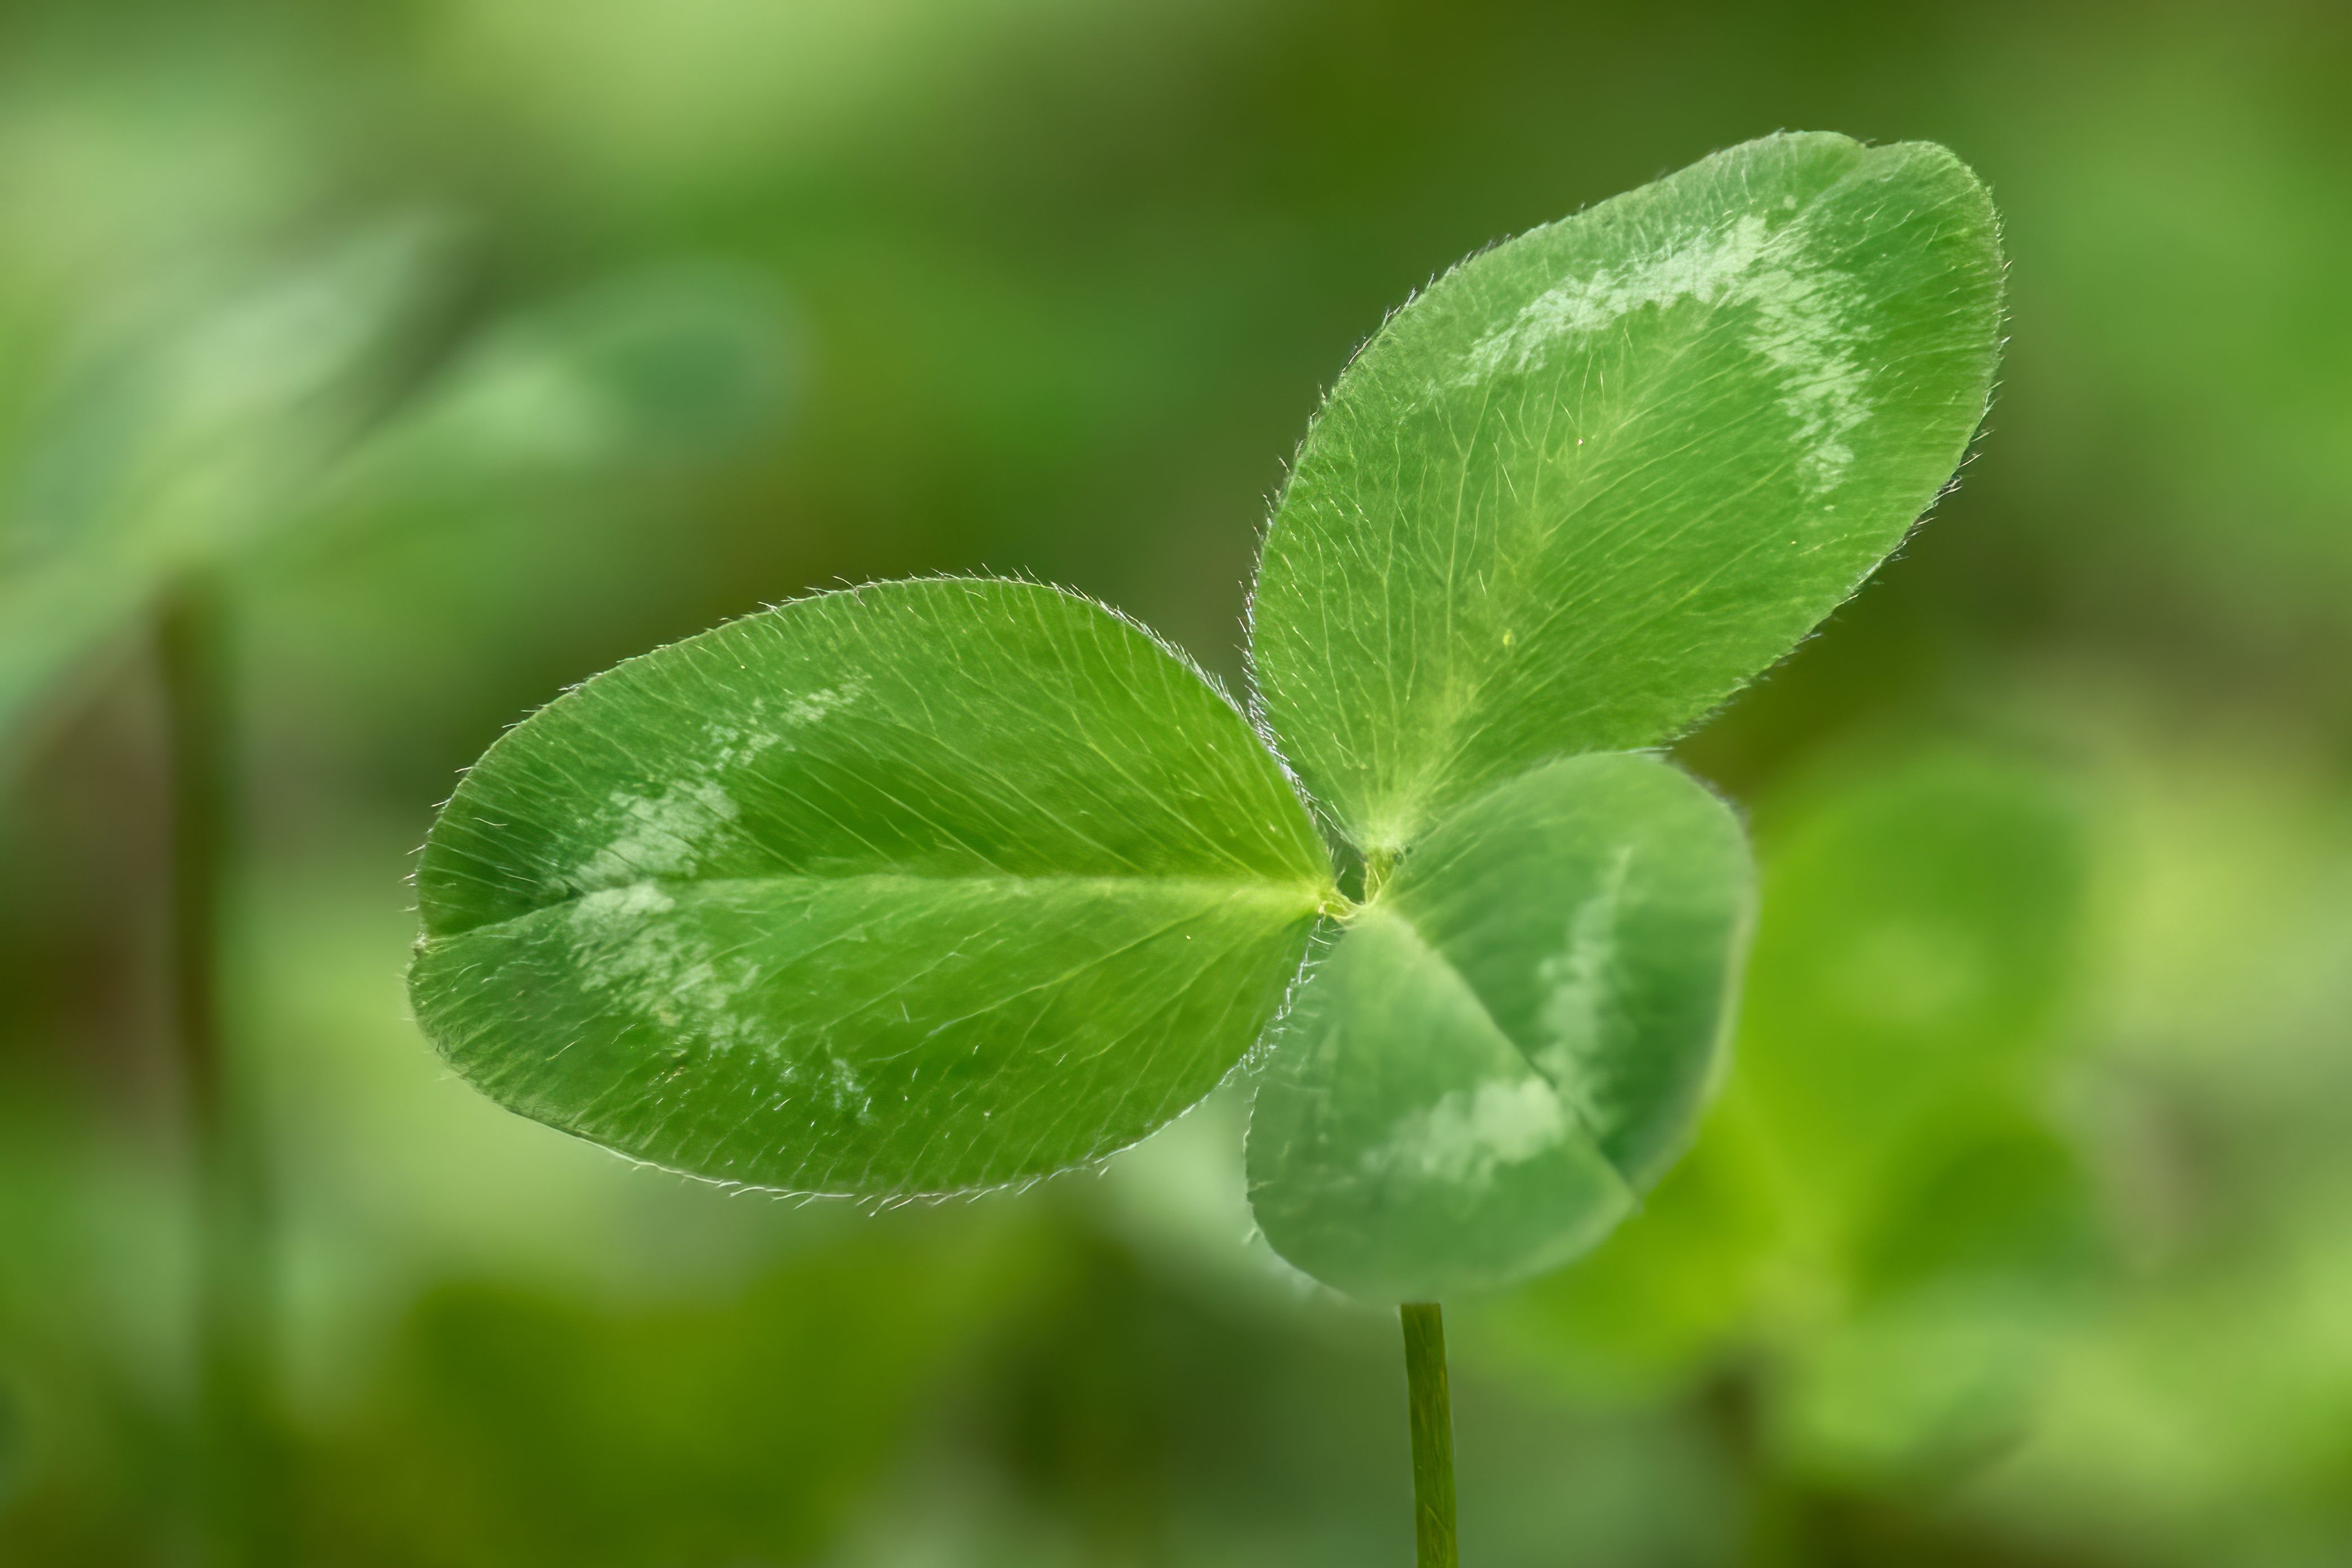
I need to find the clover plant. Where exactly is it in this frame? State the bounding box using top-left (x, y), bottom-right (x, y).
top-left (411, 131), bottom-right (2003, 1565)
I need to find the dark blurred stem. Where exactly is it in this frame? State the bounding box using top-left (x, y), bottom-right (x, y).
top-left (1402, 1302), bottom-right (1459, 1568)
top-left (160, 578), bottom-right (278, 1568)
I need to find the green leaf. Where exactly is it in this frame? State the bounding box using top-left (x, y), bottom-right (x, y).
top-left (1245, 753), bottom-right (1751, 1301)
top-left (1737, 749), bottom-right (2088, 1205)
top-left (0, 221), bottom-right (460, 764)
top-left (410, 579), bottom-right (1332, 1197)
top-left (1249, 132), bottom-right (2004, 852)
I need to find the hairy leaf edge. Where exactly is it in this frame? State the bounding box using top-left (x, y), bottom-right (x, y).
top-left (1239, 132), bottom-right (2008, 851)
top-left (407, 572), bottom-right (1341, 1201)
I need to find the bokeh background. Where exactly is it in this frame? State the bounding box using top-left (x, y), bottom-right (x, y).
top-left (3, 2), bottom-right (2350, 1564)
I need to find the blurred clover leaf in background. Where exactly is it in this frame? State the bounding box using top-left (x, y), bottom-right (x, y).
top-left (1468, 749), bottom-right (2100, 1478)
top-left (0, 221), bottom-right (465, 767)
top-left (348, 263), bottom-right (802, 491)
top-left (0, 229), bottom-right (801, 781)
top-left (410, 130), bottom-right (2004, 1311)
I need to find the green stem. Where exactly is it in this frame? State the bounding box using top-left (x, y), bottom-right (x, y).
top-left (159, 578), bottom-right (278, 1568)
top-left (1401, 1302), bottom-right (1459, 1568)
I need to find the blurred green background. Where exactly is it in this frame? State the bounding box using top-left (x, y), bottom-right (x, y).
top-left (3, 1), bottom-right (2350, 1563)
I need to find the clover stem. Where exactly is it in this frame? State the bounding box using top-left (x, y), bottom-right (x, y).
top-left (160, 578), bottom-right (279, 1567)
top-left (1401, 1301), bottom-right (1459, 1568)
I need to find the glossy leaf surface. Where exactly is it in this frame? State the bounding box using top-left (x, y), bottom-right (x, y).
top-left (411, 579), bottom-right (1331, 1196)
top-left (1246, 753), bottom-right (1751, 1300)
top-left (1250, 132), bottom-right (2004, 852)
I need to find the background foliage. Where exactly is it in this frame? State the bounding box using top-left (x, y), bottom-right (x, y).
top-left (2, 2), bottom-right (2349, 1564)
